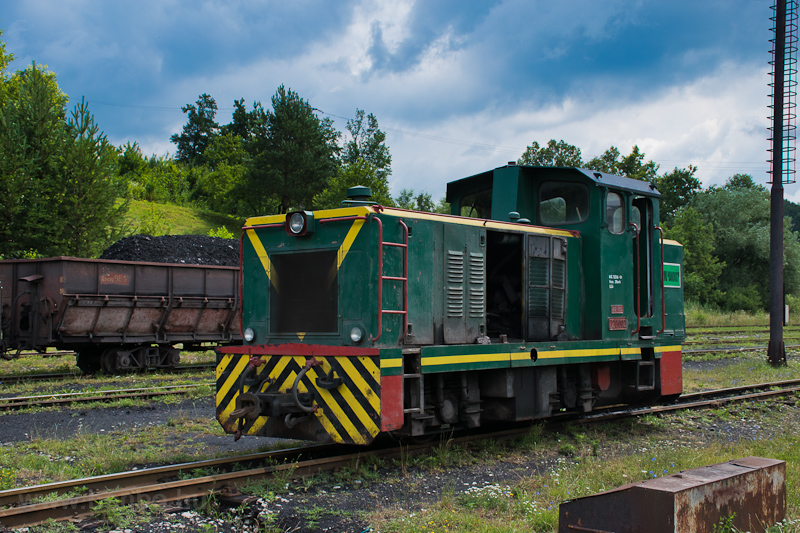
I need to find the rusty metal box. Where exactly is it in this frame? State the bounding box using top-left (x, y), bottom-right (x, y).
top-left (559, 456), bottom-right (785, 533)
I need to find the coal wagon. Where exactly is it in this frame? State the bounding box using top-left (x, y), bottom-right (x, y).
top-left (0, 257), bottom-right (241, 373)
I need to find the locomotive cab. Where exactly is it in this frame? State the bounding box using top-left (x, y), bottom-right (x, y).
top-left (447, 164), bottom-right (685, 344)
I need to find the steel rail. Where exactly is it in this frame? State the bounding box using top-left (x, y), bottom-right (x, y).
top-left (0, 383), bottom-right (211, 411)
top-left (0, 364), bottom-right (215, 385)
top-left (684, 345), bottom-right (800, 355)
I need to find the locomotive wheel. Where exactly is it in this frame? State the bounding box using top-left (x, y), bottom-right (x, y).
top-left (76, 348), bottom-right (102, 374)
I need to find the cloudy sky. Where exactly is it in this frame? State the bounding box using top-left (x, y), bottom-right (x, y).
top-left (1, 1), bottom-right (787, 201)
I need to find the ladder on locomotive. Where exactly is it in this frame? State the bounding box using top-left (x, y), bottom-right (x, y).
top-left (370, 219), bottom-right (409, 343)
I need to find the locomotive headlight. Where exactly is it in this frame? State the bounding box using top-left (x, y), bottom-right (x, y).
top-left (285, 211), bottom-right (315, 236)
top-left (350, 326), bottom-right (364, 344)
top-left (288, 213), bottom-right (305, 234)
top-left (244, 327), bottom-right (256, 342)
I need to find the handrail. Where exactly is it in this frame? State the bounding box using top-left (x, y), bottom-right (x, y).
top-left (630, 222), bottom-right (641, 335)
top-left (656, 226), bottom-right (666, 335)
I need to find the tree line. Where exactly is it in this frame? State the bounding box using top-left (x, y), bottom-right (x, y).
top-left (1, 30), bottom-right (797, 312)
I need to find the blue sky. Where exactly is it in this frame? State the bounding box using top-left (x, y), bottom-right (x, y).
top-left (1, 1), bottom-right (784, 201)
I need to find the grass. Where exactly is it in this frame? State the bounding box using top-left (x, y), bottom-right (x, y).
top-left (682, 350), bottom-right (800, 392)
top-left (124, 200), bottom-right (245, 237)
top-left (370, 403), bottom-right (800, 532)
top-left (685, 301), bottom-right (773, 327)
top-left (0, 412), bottom-right (244, 487)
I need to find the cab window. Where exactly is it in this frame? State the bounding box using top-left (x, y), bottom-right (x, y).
top-left (459, 189), bottom-right (492, 218)
top-left (539, 182), bottom-right (589, 224)
top-left (607, 192), bottom-right (625, 234)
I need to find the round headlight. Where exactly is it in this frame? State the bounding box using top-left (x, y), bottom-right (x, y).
top-left (350, 327), bottom-right (363, 343)
top-left (288, 213), bottom-right (305, 234)
top-left (244, 327), bottom-right (255, 342)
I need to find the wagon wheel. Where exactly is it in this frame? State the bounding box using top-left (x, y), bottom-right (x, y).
top-left (76, 348), bottom-right (102, 374)
top-left (101, 348), bottom-right (118, 375)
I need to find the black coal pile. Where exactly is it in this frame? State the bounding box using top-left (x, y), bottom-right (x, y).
top-left (100, 235), bottom-right (240, 266)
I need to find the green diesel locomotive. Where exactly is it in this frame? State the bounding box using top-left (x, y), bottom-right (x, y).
top-left (216, 164), bottom-right (685, 444)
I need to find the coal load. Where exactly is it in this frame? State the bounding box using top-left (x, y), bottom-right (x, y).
top-left (100, 235), bottom-right (240, 266)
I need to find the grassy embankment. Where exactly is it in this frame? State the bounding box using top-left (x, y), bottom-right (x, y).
top-left (123, 199), bottom-right (245, 238)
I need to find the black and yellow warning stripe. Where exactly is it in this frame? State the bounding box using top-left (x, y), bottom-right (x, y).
top-left (216, 353), bottom-right (381, 445)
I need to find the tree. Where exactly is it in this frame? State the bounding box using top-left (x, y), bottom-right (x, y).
top-left (342, 109), bottom-right (392, 180)
top-left (192, 132), bottom-right (250, 214)
top-left (0, 62), bottom-right (127, 258)
top-left (0, 63), bottom-right (68, 256)
top-left (248, 85), bottom-right (340, 213)
top-left (54, 98), bottom-right (128, 257)
top-left (396, 189), bottom-right (435, 212)
top-left (586, 145), bottom-right (659, 182)
top-left (692, 185), bottom-right (800, 310)
top-left (652, 166), bottom-right (701, 226)
top-left (518, 139), bottom-right (583, 167)
top-left (724, 173), bottom-right (766, 192)
top-left (313, 159), bottom-right (393, 209)
top-left (170, 93), bottom-right (219, 166)
top-left (664, 206), bottom-right (724, 306)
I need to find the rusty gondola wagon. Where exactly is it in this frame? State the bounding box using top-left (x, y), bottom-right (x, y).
top-left (0, 258), bottom-right (241, 373)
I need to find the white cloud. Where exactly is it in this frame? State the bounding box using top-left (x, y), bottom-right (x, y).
top-left (381, 60), bottom-right (778, 200)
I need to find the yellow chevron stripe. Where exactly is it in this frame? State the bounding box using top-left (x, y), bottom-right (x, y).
top-left (360, 356), bottom-right (381, 378)
top-left (338, 356), bottom-right (380, 414)
top-left (315, 364), bottom-right (379, 438)
top-left (338, 219), bottom-right (365, 268)
top-left (309, 367), bottom-right (367, 444)
top-left (219, 391), bottom-right (241, 427)
top-left (216, 355), bottom-right (250, 407)
top-left (246, 229), bottom-right (276, 288)
top-left (314, 403), bottom-right (346, 443)
top-left (246, 207), bottom-right (372, 227)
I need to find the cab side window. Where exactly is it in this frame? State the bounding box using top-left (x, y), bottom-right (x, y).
top-left (606, 192), bottom-right (625, 234)
top-left (539, 182), bottom-right (589, 225)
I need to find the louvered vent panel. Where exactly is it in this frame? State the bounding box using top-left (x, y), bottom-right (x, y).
top-left (529, 287), bottom-right (549, 317)
top-left (552, 260), bottom-right (565, 289)
top-left (468, 252), bottom-right (485, 318)
top-left (447, 250), bottom-right (464, 318)
top-left (552, 289), bottom-right (565, 319)
top-left (529, 257), bottom-right (549, 286)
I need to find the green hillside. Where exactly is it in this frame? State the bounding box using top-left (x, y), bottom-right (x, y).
top-left (123, 200), bottom-right (247, 237)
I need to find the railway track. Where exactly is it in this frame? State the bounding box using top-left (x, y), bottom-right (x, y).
top-left (2, 378), bottom-right (799, 529)
top-left (0, 383), bottom-right (212, 411)
top-left (0, 363), bottom-right (215, 385)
